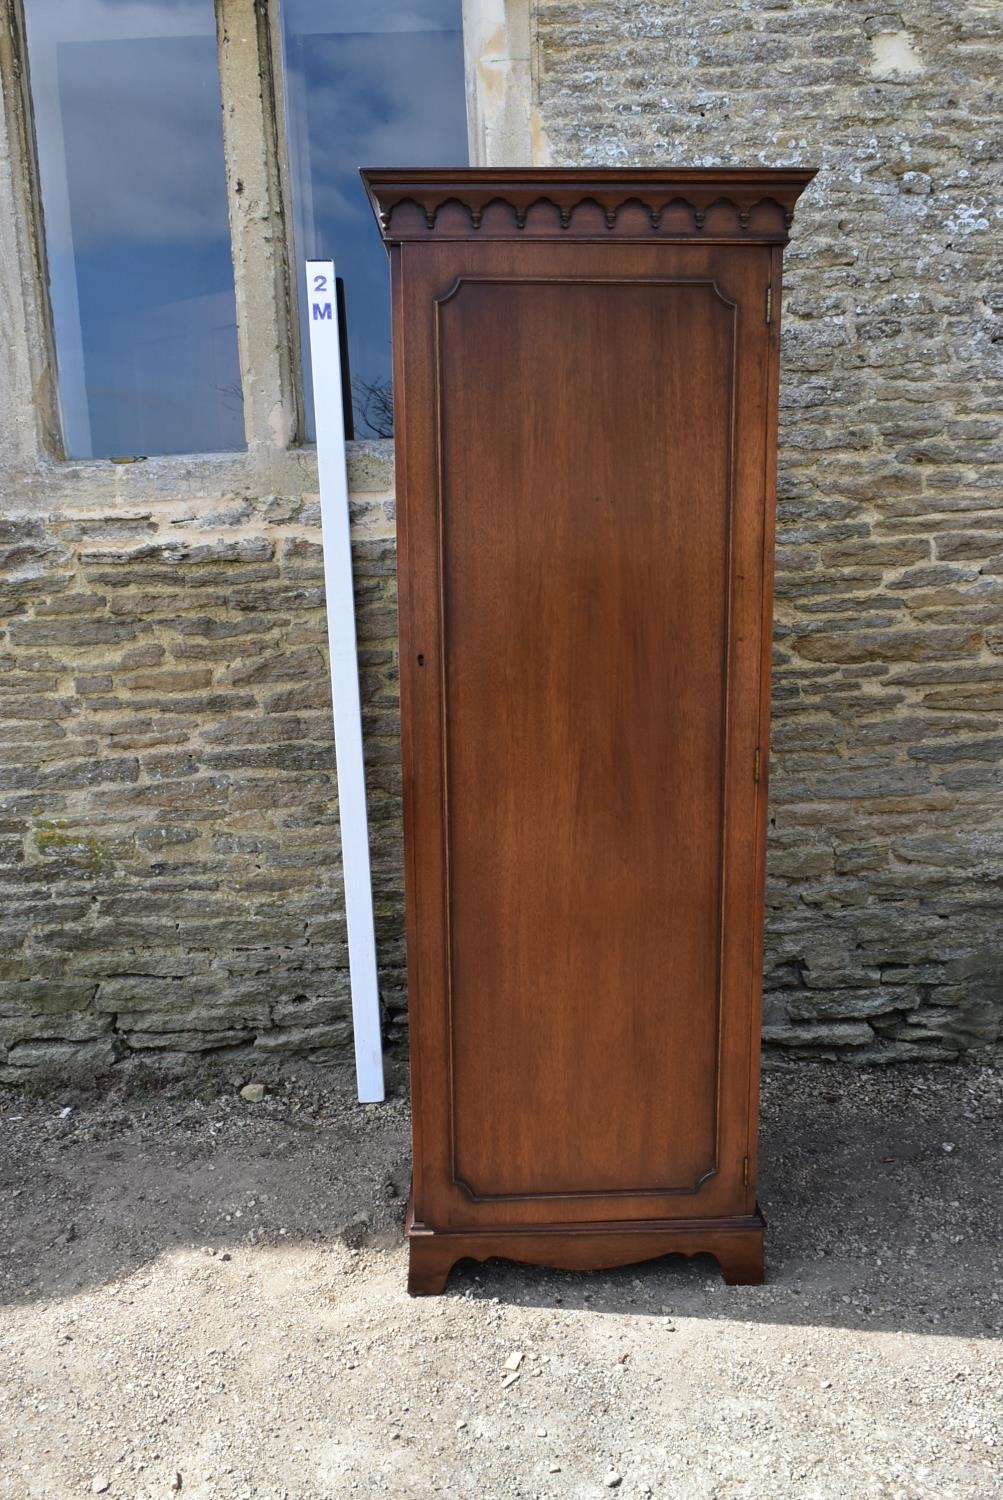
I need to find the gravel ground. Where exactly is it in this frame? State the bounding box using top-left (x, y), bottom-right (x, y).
top-left (1, 1057), bottom-right (1000, 1500)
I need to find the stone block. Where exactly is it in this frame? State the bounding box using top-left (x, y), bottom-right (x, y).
top-left (124, 1028), bottom-right (256, 1051)
top-left (0, 1011), bottom-right (113, 1047)
top-left (768, 845), bottom-right (834, 878)
top-left (121, 669), bottom-right (214, 692)
top-left (787, 989), bottom-right (909, 1021)
top-left (261, 681), bottom-right (333, 714)
top-left (761, 1022), bottom-right (874, 1048)
top-left (907, 737), bottom-right (1003, 764)
top-left (8, 618), bottom-right (139, 647)
top-left (819, 538), bottom-right (929, 568)
top-left (271, 993), bottom-right (350, 1027)
top-left (0, 1037), bottom-right (121, 1080)
top-left (254, 1021), bottom-right (353, 1051)
top-left (113, 1001), bottom-right (270, 1033)
top-left (221, 648), bottom-right (326, 687)
top-left (791, 628), bottom-right (982, 664)
top-left (0, 977), bottom-right (98, 1015)
top-left (79, 537), bottom-right (274, 566)
top-left (935, 532), bottom-right (1003, 563)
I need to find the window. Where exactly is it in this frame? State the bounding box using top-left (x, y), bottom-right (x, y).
top-left (280, 0), bottom-right (468, 439)
top-left (22, 0), bottom-right (243, 459)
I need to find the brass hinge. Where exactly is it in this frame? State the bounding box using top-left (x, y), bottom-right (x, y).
top-left (765, 284), bottom-right (773, 324)
top-left (753, 747), bottom-right (761, 783)
top-left (743, 1155), bottom-right (750, 1187)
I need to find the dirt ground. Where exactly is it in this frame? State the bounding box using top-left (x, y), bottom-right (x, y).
top-left (1, 1057), bottom-right (1000, 1500)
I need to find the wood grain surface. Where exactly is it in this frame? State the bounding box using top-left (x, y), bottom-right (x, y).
top-left (440, 272), bottom-right (736, 1202)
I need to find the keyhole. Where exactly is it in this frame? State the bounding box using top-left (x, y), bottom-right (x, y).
top-left (417, 654), bottom-right (425, 666)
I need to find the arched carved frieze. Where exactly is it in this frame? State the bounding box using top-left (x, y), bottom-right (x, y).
top-left (362, 168), bottom-right (816, 244)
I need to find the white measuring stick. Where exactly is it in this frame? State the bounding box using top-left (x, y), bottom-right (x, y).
top-left (306, 259), bottom-right (385, 1103)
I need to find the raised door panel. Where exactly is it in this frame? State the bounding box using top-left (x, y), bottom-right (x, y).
top-left (396, 243), bottom-right (771, 1229)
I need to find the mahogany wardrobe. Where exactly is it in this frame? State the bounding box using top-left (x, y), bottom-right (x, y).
top-left (362, 167), bottom-right (815, 1294)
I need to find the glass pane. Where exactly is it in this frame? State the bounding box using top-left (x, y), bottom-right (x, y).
top-left (23, 0), bottom-right (244, 458)
top-left (281, 0), bottom-right (468, 440)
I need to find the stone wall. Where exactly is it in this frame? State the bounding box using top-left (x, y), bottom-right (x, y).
top-left (2, 0), bottom-right (1001, 1078)
top-left (0, 451), bottom-right (407, 1082)
top-left (535, 0), bottom-right (1002, 1057)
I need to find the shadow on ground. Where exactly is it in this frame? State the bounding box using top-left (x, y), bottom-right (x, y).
top-left (1, 1055), bottom-right (999, 1339)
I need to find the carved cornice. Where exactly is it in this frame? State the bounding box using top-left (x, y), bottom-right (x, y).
top-left (362, 168), bottom-right (816, 245)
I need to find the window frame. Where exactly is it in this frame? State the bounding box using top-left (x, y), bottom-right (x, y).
top-left (4, 0), bottom-right (303, 469)
top-left (2, 0), bottom-right (64, 460)
top-left (0, 0), bottom-right (536, 475)
top-left (269, 0), bottom-right (475, 446)
top-left (18, 0), bottom-right (253, 462)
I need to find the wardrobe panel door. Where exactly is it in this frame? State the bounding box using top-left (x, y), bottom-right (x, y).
top-left (398, 243), bottom-right (771, 1227)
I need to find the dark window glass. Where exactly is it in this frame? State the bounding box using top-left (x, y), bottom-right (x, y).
top-left (23, 0), bottom-right (244, 458)
top-left (281, 0), bottom-right (468, 439)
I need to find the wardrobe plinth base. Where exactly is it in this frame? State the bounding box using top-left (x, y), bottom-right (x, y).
top-left (405, 1203), bottom-right (765, 1295)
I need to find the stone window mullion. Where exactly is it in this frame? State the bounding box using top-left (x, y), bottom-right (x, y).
top-left (215, 0), bottom-right (300, 454)
top-left (0, 0), bottom-right (63, 464)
